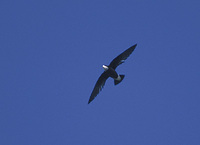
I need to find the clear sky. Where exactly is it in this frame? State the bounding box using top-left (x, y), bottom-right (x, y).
top-left (0, 0), bottom-right (200, 145)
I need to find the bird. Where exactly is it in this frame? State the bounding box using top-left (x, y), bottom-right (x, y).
top-left (88, 44), bottom-right (137, 104)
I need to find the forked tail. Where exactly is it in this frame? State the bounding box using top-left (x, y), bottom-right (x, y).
top-left (114, 75), bottom-right (125, 85)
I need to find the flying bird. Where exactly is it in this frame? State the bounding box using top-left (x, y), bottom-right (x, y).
top-left (88, 44), bottom-right (137, 104)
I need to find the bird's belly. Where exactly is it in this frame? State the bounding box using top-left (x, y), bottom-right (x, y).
top-left (107, 69), bottom-right (118, 79)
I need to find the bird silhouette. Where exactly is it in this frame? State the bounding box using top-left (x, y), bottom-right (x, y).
top-left (88, 44), bottom-right (137, 104)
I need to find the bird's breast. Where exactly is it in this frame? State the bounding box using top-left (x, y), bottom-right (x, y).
top-left (107, 68), bottom-right (118, 79)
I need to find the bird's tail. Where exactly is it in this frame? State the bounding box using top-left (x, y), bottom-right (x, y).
top-left (114, 75), bottom-right (125, 85)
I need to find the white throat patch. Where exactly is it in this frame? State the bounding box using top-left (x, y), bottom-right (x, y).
top-left (102, 65), bottom-right (109, 71)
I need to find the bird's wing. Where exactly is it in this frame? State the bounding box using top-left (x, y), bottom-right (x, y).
top-left (88, 71), bottom-right (109, 104)
top-left (109, 44), bottom-right (137, 70)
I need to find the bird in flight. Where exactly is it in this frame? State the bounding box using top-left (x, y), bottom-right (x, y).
top-left (88, 44), bottom-right (137, 104)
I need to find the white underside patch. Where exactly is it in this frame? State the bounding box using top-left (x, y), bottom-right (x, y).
top-left (115, 75), bottom-right (121, 81)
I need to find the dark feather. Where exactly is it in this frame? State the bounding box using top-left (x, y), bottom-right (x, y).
top-left (88, 71), bottom-right (109, 104)
top-left (109, 44), bottom-right (137, 70)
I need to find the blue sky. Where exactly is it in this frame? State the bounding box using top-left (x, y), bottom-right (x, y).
top-left (0, 0), bottom-right (200, 144)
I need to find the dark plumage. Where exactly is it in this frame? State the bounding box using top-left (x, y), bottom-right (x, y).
top-left (88, 44), bottom-right (137, 104)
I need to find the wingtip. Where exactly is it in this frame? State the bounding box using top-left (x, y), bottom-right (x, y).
top-left (88, 100), bottom-right (91, 104)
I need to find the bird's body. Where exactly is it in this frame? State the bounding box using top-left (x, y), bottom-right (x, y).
top-left (88, 44), bottom-right (137, 104)
top-left (103, 65), bottom-right (118, 79)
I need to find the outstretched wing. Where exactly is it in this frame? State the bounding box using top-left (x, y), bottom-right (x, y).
top-left (88, 71), bottom-right (109, 104)
top-left (109, 44), bottom-right (137, 70)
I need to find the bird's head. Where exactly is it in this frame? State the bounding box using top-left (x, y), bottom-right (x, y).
top-left (102, 65), bottom-right (109, 71)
